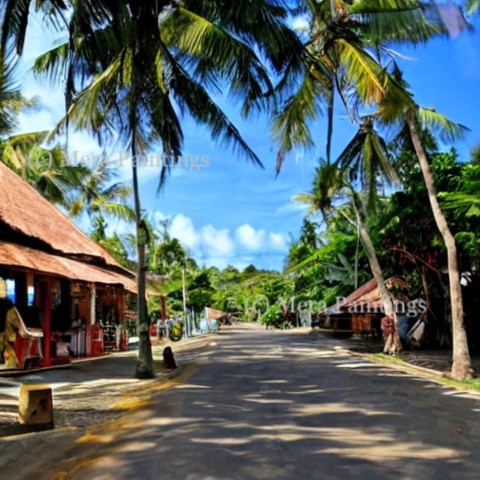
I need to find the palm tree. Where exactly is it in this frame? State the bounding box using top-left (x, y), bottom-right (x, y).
top-left (0, 47), bottom-right (88, 207)
top-left (403, 107), bottom-right (472, 378)
top-left (68, 159), bottom-right (134, 223)
top-left (297, 141), bottom-right (401, 352)
top-left (274, 1), bottom-right (473, 378)
top-left (273, 0), bottom-right (441, 168)
top-left (335, 120), bottom-right (401, 336)
top-left (378, 62), bottom-right (473, 376)
top-left (16, 0), bottom-right (301, 378)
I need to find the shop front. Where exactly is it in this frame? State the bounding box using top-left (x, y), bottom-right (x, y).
top-left (0, 161), bottom-right (137, 371)
top-left (0, 244), bottom-right (136, 371)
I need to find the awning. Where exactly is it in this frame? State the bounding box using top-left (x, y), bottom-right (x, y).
top-left (206, 307), bottom-right (229, 320)
top-left (0, 242), bottom-right (137, 293)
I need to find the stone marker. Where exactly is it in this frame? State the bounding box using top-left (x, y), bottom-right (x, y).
top-left (18, 384), bottom-right (54, 426)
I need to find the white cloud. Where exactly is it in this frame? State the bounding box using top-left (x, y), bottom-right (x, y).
top-left (235, 224), bottom-right (266, 251)
top-left (151, 212), bottom-right (289, 270)
top-left (269, 233), bottom-right (288, 252)
top-left (201, 225), bottom-right (235, 258)
top-left (170, 214), bottom-right (200, 250)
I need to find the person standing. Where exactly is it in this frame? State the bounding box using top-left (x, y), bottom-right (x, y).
top-left (381, 315), bottom-right (400, 354)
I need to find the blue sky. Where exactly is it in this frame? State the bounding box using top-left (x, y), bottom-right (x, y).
top-left (16, 10), bottom-right (480, 272)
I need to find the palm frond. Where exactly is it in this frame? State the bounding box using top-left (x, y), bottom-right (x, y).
top-left (348, 0), bottom-right (445, 44)
top-left (336, 120), bottom-right (398, 210)
top-left (467, 0), bottom-right (480, 15)
top-left (63, 53), bottom-right (122, 134)
top-left (0, 49), bottom-right (36, 136)
top-left (91, 200), bottom-right (135, 222)
top-left (184, 0), bottom-right (303, 74)
top-left (160, 45), bottom-right (263, 182)
top-left (284, 248), bottom-right (325, 275)
top-left (371, 60), bottom-right (413, 126)
top-left (292, 193), bottom-right (318, 217)
top-left (32, 42), bottom-right (70, 84)
top-left (347, 0), bottom-right (420, 14)
top-left (165, 6), bottom-right (274, 116)
top-left (1, 0), bottom-right (32, 55)
top-left (357, 10), bottom-right (445, 44)
top-left (417, 107), bottom-right (469, 143)
top-left (272, 69), bottom-right (328, 172)
top-left (335, 38), bottom-right (385, 105)
top-left (1, 0), bottom-right (67, 55)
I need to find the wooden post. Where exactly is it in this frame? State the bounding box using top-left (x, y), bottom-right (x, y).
top-left (37, 279), bottom-right (52, 367)
top-left (117, 288), bottom-right (126, 350)
top-left (161, 295), bottom-right (167, 322)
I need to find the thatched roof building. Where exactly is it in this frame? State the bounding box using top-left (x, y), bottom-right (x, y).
top-left (339, 276), bottom-right (408, 312)
top-left (0, 161), bottom-right (134, 290)
top-left (0, 242), bottom-right (136, 292)
top-left (0, 161), bottom-right (139, 367)
top-left (318, 276), bottom-right (410, 333)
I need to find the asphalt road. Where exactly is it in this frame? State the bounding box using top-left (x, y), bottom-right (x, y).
top-left (61, 326), bottom-right (480, 480)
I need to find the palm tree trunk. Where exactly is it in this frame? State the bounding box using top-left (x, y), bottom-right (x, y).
top-left (132, 134), bottom-right (155, 379)
top-left (406, 110), bottom-right (471, 380)
top-left (354, 223), bottom-right (360, 290)
top-left (348, 199), bottom-right (400, 353)
top-left (357, 218), bottom-right (400, 353)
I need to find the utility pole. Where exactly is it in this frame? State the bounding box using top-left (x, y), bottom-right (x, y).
top-left (182, 268), bottom-right (187, 337)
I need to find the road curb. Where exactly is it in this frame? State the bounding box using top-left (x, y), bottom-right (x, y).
top-left (343, 347), bottom-right (453, 382)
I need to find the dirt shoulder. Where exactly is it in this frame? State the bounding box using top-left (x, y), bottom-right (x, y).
top-left (320, 330), bottom-right (480, 377)
top-left (0, 334), bottom-right (218, 480)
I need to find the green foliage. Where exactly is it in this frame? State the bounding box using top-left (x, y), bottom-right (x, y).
top-left (98, 232), bottom-right (133, 270)
top-left (0, 50), bottom-right (37, 137)
top-left (441, 163), bottom-right (480, 218)
top-left (1, 133), bottom-right (88, 208)
top-left (467, 0), bottom-right (480, 15)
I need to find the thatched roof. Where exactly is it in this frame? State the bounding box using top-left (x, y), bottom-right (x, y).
top-left (0, 242), bottom-right (136, 293)
top-left (206, 307), bottom-right (229, 321)
top-left (0, 161), bottom-right (125, 272)
top-left (341, 276), bottom-right (408, 310)
top-left (322, 276), bottom-right (409, 315)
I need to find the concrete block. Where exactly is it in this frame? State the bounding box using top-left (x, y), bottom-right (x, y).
top-left (18, 384), bottom-right (54, 426)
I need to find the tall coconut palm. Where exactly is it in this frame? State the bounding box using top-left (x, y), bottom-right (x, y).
top-left (376, 60), bottom-right (473, 377)
top-left (273, 0), bottom-right (441, 168)
top-left (297, 122), bottom-right (402, 352)
top-left (404, 106), bottom-right (471, 378)
top-left (274, 1), bottom-right (473, 378)
top-left (335, 119), bottom-right (401, 338)
top-left (16, 0), bottom-right (302, 377)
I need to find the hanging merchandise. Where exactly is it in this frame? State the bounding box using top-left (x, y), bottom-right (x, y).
top-left (169, 320), bottom-right (183, 342)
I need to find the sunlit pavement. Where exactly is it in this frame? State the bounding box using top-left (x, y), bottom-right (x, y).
top-left (3, 325), bottom-right (480, 479)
